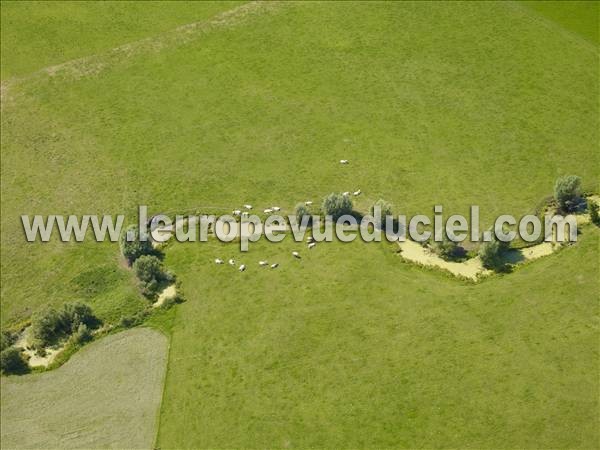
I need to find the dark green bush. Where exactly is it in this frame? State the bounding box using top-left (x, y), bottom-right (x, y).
top-left (0, 330), bottom-right (16, 352)
top-left (31, 302), bottom-right (98, 348)
top-left (120, 225), bottom-right (153, 264)
top-left (478, 235), bottom-right (510, 272)
top-left (140, 279), bottom-right (160, 298)
top-left (119, 310), bottom-right (149, 328)
top-left (370, 199), bottom-right (393, 218)
top-left (588, 199), bottom-right (600, 226)
top-left (133, 255), bottom-right (163, 282)
top-left (433, 235), bottom-right (465, 261)
top-left (554, 175), bottom-right (582, 212)
top-left (322, 193), bottom-right (353, 220)
top-left (133, 255), bottom-right (173, 299)
top-left (370, 199), bottom-right (393, 230)
top-left (295, 203), bottom-right (311, 223)
top-left (0, 347), bottom-right (28, 374)
top-left (70, 324), bottom-right (92, 345)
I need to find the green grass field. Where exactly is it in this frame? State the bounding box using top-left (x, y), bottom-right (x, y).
top-left (1, 1), bottom-right (598, 448)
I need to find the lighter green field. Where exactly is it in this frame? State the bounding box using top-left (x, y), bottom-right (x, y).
top-left (0, 328), bottom-right (168, 448)
top-left (1, 1), bottom-right (599, 448)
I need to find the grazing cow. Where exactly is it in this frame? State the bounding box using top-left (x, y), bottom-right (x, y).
top-left (340, 159), bottom-right (349, 164)
top-left (229, 259), bottom-right (235, 265)
top-left (353, 189), bottom-right (361, 196)
top-left (259, 261), bottom-right (268, 266)
top-left (270, 263), bottom-right (279, 269)
top-left (243, 204), bottom-right (252, 210)
top-left (305, 201), bottom-right (313, 206)
top-left (272, 206), bottom-right (281, 211)
top-left (292, 251), bottom-right (301, 259)
top-left (308, 242), bottom-right (316, 249)
top-left (239, 264), bottom-right (246, 272)
top-left (215, 258), bottom-right (224, 264)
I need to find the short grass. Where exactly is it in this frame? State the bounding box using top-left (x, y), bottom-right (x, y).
top-left (0, 0), bottom-right (243, 79)
top-left (0, 328), bottom-right (168, 448)
top-left (156, 231), bottom-right (598, 448)
top-left (1, 1), bottom-right (597, 327)
top-left (0, 1), bottom-right (598, 448)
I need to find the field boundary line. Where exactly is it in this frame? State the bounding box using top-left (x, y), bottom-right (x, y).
top-left (506, 1), bottom-right (598, 56)
top-left (151, 326), bottom-right (173, 449)
top-left (1, 1), bottom-right (284, 103)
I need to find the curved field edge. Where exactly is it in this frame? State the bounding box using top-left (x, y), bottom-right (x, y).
top-left (0, 328), bottom-right (168, 449)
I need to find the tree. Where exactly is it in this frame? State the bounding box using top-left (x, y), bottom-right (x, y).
top-left (295, 203), bottom-right (311, 222)
top-left (31, 302), bottom-right (98, 348)
top-left (588, 199), bottom-right (600, 226)
top-left (370, 199), bottom-right (393, 229)
top-left (322, 193), bottom-right (353, 220)
top-left (0, 331), bottom-right (16, 352)
top-left (62, 302), bottom-right (97, 332)
top-left (433, 235), bottom-right (463, 261)
top-left (120, 225), bottom-right (153, 264)
top-left (478, 235), bottom-right (509, 272)
top-left (70, 323), bottom-right (92, 345)
top-left (554, 175), bottom-right (582, 212)
top-left (0, 348), bottom-right (28, 374)
top-left (370, 199), bottom-right (393, 218)
top-left (31, 307), bottom-right (65, 347)
top-left (133, 255), bottom-right (163, 282)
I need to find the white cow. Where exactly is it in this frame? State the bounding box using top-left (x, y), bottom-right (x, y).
top-left (239, 264), bottom-right (246, 272)
top-left (215, 258), bottom-right (224, 264)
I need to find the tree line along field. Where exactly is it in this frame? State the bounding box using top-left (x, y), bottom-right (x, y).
top-left (1, 1), bottom-right (598, 448)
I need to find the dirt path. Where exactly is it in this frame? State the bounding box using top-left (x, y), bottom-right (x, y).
top-left (1, 1), bottom-right (285, 109)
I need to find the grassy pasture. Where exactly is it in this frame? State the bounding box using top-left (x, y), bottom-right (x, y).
top-left (1, 0), bottom-right (597, 327)
top-left (155, 231), bottom-right (598, 448)
top-left (519, 1), bottom-right (599, 45)
top-left (0, 1), bottom-right (598, 448)
top-left (0, 328), bottom-right (168, 448)
top-left (0, 1), bottom-right (242, 79)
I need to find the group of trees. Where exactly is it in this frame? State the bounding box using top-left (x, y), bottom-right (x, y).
top-left (0, 302), bottom-right (98, 375)
top-left (0, 331), bottom-right (27, 375)
top-left (120, 225), bottom-right (173, 299)
top-left (133, 254), bottom-right (174, 298)
top-left (31, 302), bottom-right (98, 348)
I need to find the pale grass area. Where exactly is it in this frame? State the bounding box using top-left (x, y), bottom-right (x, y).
top-left (153, 284), bottom-right (177, 308)
top-left (14, 328), bottom-right (63, 368)
top-left (1, 328), bottom-right (168, 449)
top-left (398, 240), bottom-right (489, 281)
top-left (398, 197), bottom-right (599, 280)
